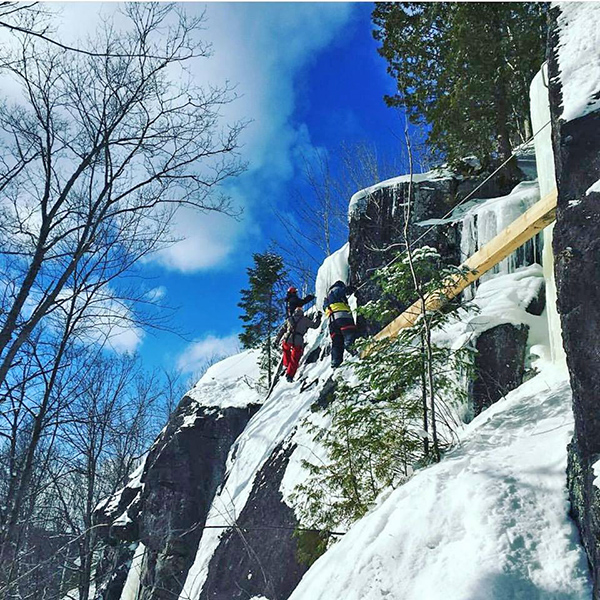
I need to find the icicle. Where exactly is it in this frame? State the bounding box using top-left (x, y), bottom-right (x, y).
top-left (459, 181), bottom-right (542, 290)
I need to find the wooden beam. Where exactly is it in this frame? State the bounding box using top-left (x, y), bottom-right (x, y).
top-left (370, 188), bottom-right (558, 344)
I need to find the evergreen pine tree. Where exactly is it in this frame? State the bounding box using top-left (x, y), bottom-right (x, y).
top-left (372, 2), bottom-right (548, 167)
top-left (238, 252), bottom-right (288, 389)
top-left (292, 247), bottom-right (474, 533)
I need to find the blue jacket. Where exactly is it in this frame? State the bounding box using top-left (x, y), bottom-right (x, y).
top-left (323, 281), bottom-right (356, 333)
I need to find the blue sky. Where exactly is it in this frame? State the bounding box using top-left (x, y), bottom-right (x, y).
top-left (142, 2), bottom-right (409, 378)
top-left (52, 2), bottom-right (412, 378)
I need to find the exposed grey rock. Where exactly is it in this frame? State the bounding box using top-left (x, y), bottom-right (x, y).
top-left (469, 275), bottom-right (545, 418)
top-left (348, 168), bottom-right (518, 335)
top-left (515, 142), bottom-right (539, 182)
top-left (94, 480), bottom-right (143, 544)
top-left (471, 323), bottom-right (529, 417)
top-left (200, 441), bottom-right (308, 600)
top-left (312, 376), bottom-right (337, 412)
top-left (93, 396), bottom-right (260, 600)
top-left (548, 6), bottom-right (600, 596)
top-left (95, 544), bottom-right (136, 600)
top-left (525, 280), bottom-right (546, 317)
top-left (303, 345), bottom-right (323, 365)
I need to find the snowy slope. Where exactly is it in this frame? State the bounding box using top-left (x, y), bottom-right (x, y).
top-left (284, 265), bottom-right (548, 515)
top-left (179, 322), bottom-right (334, 599)
top-left (288, 366), bottom-right (591, 600)
top-left (178, 236), bottom-right (583, 600)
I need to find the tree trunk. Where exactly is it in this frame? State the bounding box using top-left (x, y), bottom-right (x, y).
top-left (420, 333), bottom-right (430, 457)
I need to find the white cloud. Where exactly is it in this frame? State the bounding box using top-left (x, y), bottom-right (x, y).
top-left (177, 333), bottom-right (241, 374)
top-left (148, 3), bottom-right (357, 272)
top-left (198, 3), bottom-right (355, 175)
top-left (2, 3), bottom-right (358, 273)
top-left (107, 322), bottom-right (144, 355)
top-left (151, 208), bottom-right (247, 273)
top-left (146, 286), bottom-right (167, 302)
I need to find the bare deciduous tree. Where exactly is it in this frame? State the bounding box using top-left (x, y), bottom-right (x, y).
top-left (0, 4), bottom-right (247, 598)
top-left (53, 355), bottom-right (160, 600)
top-left (0, 3), bottom-right (245, 398)
top-left (272, 142), bottom-right (398, 285)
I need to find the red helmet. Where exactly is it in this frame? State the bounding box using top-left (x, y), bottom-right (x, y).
top-left (287, 286), bottom-right (297, 294)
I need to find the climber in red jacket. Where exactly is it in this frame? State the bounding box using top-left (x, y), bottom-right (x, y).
top-left (276, 307), bottom-right (321, 382)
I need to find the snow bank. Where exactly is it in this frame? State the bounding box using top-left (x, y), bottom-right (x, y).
top-left (437, 265), bottom-right (546, 358)
top-left (315, 243), bottom-right (350, 312)
top-left (555, 2), bottom-right (600, 122)
top-left (185, 349), bottom-right (262, 409)
top-left (280, 407), bottom-right (332, 509)
top-left (288, 367), bottom-right (591, 600)
top-left (348, 167), bottom-right (454, 220)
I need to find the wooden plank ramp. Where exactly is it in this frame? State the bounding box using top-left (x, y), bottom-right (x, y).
top-left (369, 188), bottom-right (558, 345)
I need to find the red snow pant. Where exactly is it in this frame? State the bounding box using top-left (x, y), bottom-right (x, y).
top-left (282, 341), bottom-right (303, 378)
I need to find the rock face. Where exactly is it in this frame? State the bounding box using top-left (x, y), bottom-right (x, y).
top-left (470, 282), bottom-right (544, 418)
top-left (200, 441), bottom-right (308, 600)
top-left (471, 323), bottom-right (530, 417)
top-left (347, 168), bottom-right (517, 335)
top-left (94, 396), bottom-right (260, 600)
top-left (548, 6), bottom-right (600, 597)
top-left (95, 544), bottom-right (135, 600)
top-left (94, 148), bottom-right (545, 600)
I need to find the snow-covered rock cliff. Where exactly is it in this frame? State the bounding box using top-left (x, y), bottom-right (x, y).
top-left (95, 169), bottom-right (582, 599)
top-left (547, 3), bottom-right (600, 597)
top-left (94, 353), bottom-right (262, 600)
top-left (91, 6), bottom-right (600, 597)
top-left (99, 244), bottom-right (591, 600)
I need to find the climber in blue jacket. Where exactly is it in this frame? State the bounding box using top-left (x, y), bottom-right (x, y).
top-left (323, 280), bottom-right (357, 368)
